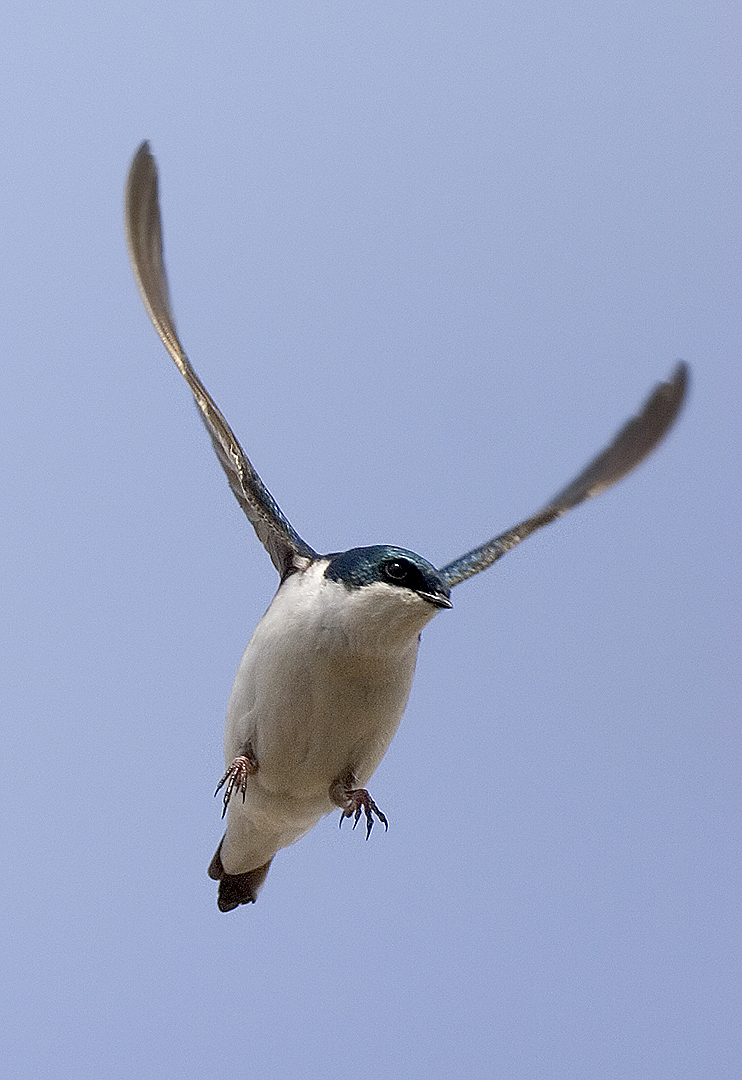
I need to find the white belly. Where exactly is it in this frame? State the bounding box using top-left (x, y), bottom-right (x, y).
top-left (218, 563), bottom-right (434, 873)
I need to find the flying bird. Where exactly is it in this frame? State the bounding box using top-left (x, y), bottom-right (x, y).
top-left (125, 141), bottom-right (688, 911)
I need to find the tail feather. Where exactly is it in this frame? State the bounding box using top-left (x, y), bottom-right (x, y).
top-left (208, 839), bottom-right (273, 912)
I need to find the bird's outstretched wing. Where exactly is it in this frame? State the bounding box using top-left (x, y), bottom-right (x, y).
top-left (439, 362), bottom-right (688, 587)
top-left (125, 141), bottom-right (318, 577)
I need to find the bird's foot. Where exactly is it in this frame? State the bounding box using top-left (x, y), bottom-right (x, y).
top-left (331, 779), bottom-right (389, 839)
top-left (215, 749), bottom-right (258, 818)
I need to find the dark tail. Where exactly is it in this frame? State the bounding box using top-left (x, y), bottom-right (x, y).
top-left (208, 840), bottom-right (273, 912)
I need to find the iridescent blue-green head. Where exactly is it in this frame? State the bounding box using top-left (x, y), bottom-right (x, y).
top-left (324, 545), bottom-right (452, 610)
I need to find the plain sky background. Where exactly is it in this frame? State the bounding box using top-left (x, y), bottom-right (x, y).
top-left (1, 2), bottom-right (738, 1077)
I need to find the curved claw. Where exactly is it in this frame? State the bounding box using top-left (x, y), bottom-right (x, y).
top-left (337, 789), bottom-right (389, 839)
top-left (214, 752), bottom-right (258, 818)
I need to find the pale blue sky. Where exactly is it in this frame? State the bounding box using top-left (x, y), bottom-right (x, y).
top-left (1, 2), bottom-right (738, 1077)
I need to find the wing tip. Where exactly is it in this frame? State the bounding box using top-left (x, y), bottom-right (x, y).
top-left (643, 359), bottom-right (690, 442)
top-left (667, 359), bottom-right (690, 404)
top-left (131, 139), bottom-right (153, 166)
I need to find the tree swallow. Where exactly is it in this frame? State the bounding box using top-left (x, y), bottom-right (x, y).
top-left (125, 142), bottom-right (688, 911)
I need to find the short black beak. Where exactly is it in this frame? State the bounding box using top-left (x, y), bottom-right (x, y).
top-left (418, 589), bottom-right (453, 609)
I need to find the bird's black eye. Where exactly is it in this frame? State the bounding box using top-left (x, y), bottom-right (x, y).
top-left (382, 559), bottom-right (412, 584)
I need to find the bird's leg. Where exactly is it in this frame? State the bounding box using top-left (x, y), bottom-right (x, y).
top-left (330, 774), bottom-right (389, 840)
top-left (215, 744), bottom-right (258, 818)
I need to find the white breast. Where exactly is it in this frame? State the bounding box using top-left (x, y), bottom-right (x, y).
top-left (218, 560), bottom-right (440, 871)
